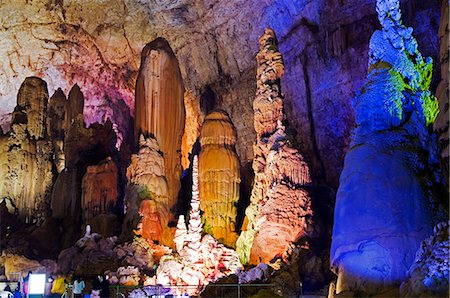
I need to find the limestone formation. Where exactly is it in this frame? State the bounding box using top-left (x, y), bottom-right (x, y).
top-left (135, 38), bottom-right (185, 211)
top-left (434, 0), bottom-right (449, 183)
top-left (157, 156), bottom-right (242, 296)
top-left (81, 157), bottom-right (119, 221)
top-left (236, 29), bottom-right (313, 265)
top-left (181, 90), bottom-right (203, 169)
top-left (123, 135), bottom-right (171, 246)
top-left (199, 110), bottom-right (240, 247)
top-left (2, 77), bottom-right (54, 223)
top-left (400, 221), bottom-right (449, 297)
top-left (330, 0), bottom-right (443, 295)
top-left (47, 88), bottom-right (67, 173)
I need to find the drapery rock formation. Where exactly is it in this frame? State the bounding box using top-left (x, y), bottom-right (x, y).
top-left (123, 135), bottom-right (171, 246)
top-left (135, 38), bottom-right (185, 212)
top-left (236, 29), bottom-right (313, 265)
top-left (199, 110), bottom-right (240, 247)
top-left (331, 0), bottom-right (442, 295)
top-left (81, 157), bottom-right (119, 222)
top-left (400, 221), bottom-right (449, 297)
top-left (1, 77), bottom-right (54, 223)
top-left (157, 156), bottom-right (242, 296)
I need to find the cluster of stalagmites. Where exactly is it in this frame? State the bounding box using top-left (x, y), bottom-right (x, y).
top-left (155, 157), bottom-right (242, 296)
top-left (330, 0), bottom-right (445, 296)
top-left (237, 28), bottom-right (313, 265)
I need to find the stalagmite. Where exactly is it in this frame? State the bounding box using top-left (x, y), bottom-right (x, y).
top-left (123, 135), bottom-right (171, 246)
top-left (135, 38), bottom-right (185, 211)
top-left (199, 110), bottom-right (240, 247)
top-left (236, 29), bottom-right (313, 265)
top-left (330, 0), bottom-right (442, 295)
top-left (47, 88), bottom-right (67, 173)
top-left (156, 156), bottom-right (242, 296)
top-left (3, 77), bottom-right (54, 222)
top-left (181, 90), bottom-right (202, 169)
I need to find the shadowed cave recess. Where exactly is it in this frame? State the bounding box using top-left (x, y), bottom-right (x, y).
top-left (0, 0), bottom-right (448, 297)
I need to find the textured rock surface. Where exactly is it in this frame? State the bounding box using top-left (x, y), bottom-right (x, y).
top-left (81, 157), bottom-right (119, 221)
top-left (236, 29), bottom-right (313, 265)
top-left (158, 156), bottom-right (242, 296)
top-left (331, 0), bottom-right (443, 295)
top-left (434, 0), bottom-right (449, 183)
top-left (181, 90), bottom-right (202, 169)
top-left (400, 221), bottom-right (449, 297)
top-left (0, 0), bottom-right (440, 188)
top-left (123, 136), bottom-right (171, 246)
top-left (135, 38), bottom-right (185, 211)
top-left (199, 110), bottom-right (240, 247)
top-left (1, 77), bottom-right (54, 223)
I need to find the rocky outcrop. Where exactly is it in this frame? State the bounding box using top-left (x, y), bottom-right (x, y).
top-left (198, 110), bottom-right (240, 247)
top-left (236, 29), bottom-right (313, 265)
top-left (400, 221), bottom-right (449, 297)
top-left (81, 157), bottom-right (119, 221)
top-left (1, 77), bottom-right (54, 223)
top-left (330, 0), bottom-right (443, 295)
top-left (51, 114), bottom-right (117, 247)
top-left (122, 136), bottom-right (171, 246)
top-left (157, 156), bottom-right (242, 296)
top-left (135, 38), bottom-right (185, 211)
top-left (434, 0), bottom-right (449, 183)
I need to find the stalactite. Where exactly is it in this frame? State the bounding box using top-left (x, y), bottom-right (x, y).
top-left (135, 38), bottom-right (185, 211)
top-left (198, 110), bottom-right (240, 247)
top-left (236, 29), bottom-right (313, 265)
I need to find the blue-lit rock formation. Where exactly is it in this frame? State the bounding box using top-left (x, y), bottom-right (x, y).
top-left (330, 0), bottom-right (442, 295)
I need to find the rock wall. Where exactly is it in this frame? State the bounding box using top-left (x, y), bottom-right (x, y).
top-left (135, 38), bottom-right (185, 211)
top-left (123, 136), bottom-right (171, 246)
top-left (236, 29), bottom-right (313, 265)
top-left (198, 110), bottom-right (240, 247)
top-left (81, 157), bottom-right (119, 221)
top-left (434, 0), bottom-right (449, 183)
top-left (330, 0), bottom-right (443, 295)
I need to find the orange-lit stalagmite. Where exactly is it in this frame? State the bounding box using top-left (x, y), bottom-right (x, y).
top-left (124, 135), bottom-right (171, 246)
top-left (135, 38), bottom-right (185, 212)
top-left (236, 29), bottom-right (313, 264)
top-left (198, 110), bottom-right (240, 247)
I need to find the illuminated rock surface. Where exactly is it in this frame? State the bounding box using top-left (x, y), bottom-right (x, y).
top-left (400, 221), bottom-right (449, 297)
top-left (135, 38), bottom-right (185, 211)
top-left (199, 110), bottom-right (240, 247)
top-left (330, 0), bottom-right (443, 295)
top-left (157, 156), bottom-right (242, 296)
top-left (237, 29), bottom-right (313, 265)
top-left (81, 157), bottom-right (120, 236)
top-left (1, 77), bottom-right (54, 223)
top-left (122, 136), bottom-right (171, 246)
